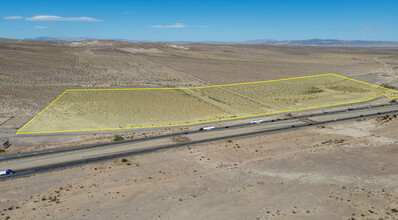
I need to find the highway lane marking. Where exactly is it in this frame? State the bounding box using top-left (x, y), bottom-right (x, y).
top-left (16, 73), bottom-right (398, 134)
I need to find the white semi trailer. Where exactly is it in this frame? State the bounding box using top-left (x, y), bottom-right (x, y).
top-left (250, 119), bottom-right (263, 124)
top-left (199, 126), bottom-right (215, 131)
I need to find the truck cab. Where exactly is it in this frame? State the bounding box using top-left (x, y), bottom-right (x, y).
top-left (0, 169), bottom-right (15, 176)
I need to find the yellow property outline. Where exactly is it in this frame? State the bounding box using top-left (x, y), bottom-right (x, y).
top-left (16, 73), bottom-right (398, 134)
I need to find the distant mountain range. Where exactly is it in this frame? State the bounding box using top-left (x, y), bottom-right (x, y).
top-left (271, 39), bottom-right (398, 47)
top-left (24, 37), bottom-right (96, 42)
top-left (21, 37), bottom-right (398, 47)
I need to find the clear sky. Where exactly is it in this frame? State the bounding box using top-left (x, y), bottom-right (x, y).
top-left (1, 0), bottom-right (397, 41)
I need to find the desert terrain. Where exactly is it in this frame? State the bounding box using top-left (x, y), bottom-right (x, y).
top-left (1, 40), bottom-right (398, 134)
top-left (1, 39), bottom-right (398, 219)
top-left (1, 39), bottom-right (398, 119)
top-left (17, 74), bottom-right (398, 134)
top-left (1, 115), bottom-right (398, 219)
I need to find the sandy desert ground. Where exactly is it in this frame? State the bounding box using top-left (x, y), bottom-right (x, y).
top-left (1, 40), bottom-right (398, 119)
top-left (18, 74), bottom-right (397, 134)
top-left (1, 39), bottom-right (398, 219)
top-left (1, 115), bottom-right (398, 219)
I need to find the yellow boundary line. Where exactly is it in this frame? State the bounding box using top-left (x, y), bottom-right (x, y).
top-left (17, 90), bottom-right (69, 134)
top-left (16, 73), bottom-right (398, 134)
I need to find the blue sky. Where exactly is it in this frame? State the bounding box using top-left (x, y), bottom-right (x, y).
top-left (1, 0), bottom-right (397, 41)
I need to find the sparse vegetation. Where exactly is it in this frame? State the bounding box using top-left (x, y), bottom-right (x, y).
top-left (2, 40), bottom-right (398, 219)
top-left (285, 113), bottom-right (293, 117)
top-left (381, 83), bottom-right (398, 90)
top-left (172, 136), bottom-right (191, 143)
top-left (15, 54), bottom-right (398, 134)
top-left (391, 99), bottom-right (397, 103)
top-left (303, 86), bottom-right (324, 94)
top-left (327, 85), bottom-right (368, 93)
top-left (113, 135), bottom-right (124, 141)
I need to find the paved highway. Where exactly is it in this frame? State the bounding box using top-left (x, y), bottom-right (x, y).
top-left (1, 103), bottom-right (394, 162)
top-left (1, 103), bottom-right (397, 180)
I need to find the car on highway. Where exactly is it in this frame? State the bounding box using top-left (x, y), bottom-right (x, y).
top-left (199, 126), bottom-right (215, 131)
top-left (250, 119), bottom-right (263, 124)
top-left (0, 169), bottom-right (15, 176)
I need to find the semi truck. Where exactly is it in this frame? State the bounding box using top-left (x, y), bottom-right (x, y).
top-left (0, 169), bottom-right (15, 176)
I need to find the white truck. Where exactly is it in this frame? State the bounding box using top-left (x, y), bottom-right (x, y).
top-left (250, 119), bottom-right (263, 124)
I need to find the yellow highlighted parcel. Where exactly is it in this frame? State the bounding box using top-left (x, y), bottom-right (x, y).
top-left (17, 73), bottom-right (398, 134)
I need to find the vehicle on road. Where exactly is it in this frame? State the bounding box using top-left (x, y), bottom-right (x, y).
top-left (250, 119), bottom-right (263, 124)
top-left (0, 169), bottom-right (15, 176)
top-left (3, 140), bottom-right (11, 148)
top-left (199, 126), bottom-right (215, 131)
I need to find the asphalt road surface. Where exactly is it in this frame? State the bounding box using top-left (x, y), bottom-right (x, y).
top-left (0, 103), bottom-right (397, 180)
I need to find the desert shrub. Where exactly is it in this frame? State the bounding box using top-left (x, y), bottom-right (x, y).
top-left (327, 85), bottom-right (368, 93)
top-left (113, 135), bottom-right (124, 141)
top-left (381, 83), bottom-right (398, 90)
top-left (304, 86), bottom-right (324, 94)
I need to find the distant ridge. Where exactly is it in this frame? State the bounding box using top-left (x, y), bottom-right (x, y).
top-left (240, 39), bottom-right (278, 44)
top-left (17, 37), bottom-right (398, 48)
top-left (24, 37), bottom-right (96, 42)
top-left (272, 39), bottom-right (398, 47)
